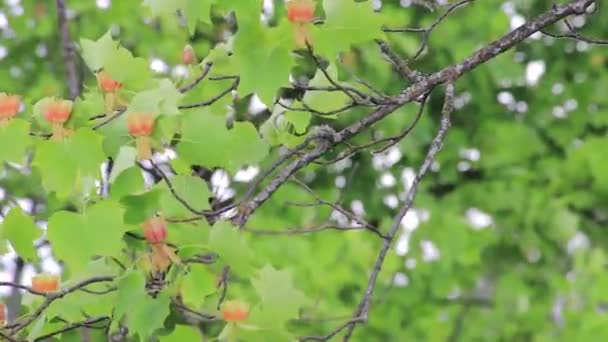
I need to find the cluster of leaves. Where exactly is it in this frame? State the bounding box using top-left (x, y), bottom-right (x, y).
top-left (0, 0), bottom-right (606, 341)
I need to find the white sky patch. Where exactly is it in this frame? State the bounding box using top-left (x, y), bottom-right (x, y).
top-left (372, 147), bottom-right (402, 170)
top-left (393, 272), bottom-right (409, 287)
top-left (0, 270), bottom-right (13, 295)
top-left (335, 175), bottom-right (346, 188)
top-left (564, 99), bottom-right (578, 112)
top-left (457, 160), bottom-right (471, 172)
top-left (421, 240), bottom-right (440, 262)
top-left (395, 234), bottom-right (410, 256)
top-left (459, 148), bottom-right (480, 162)
top-left (331, 209), bottom-right (349, 227)
top-left (10, 4), bottom-right (23, 16)
top-left (552, 106), bottom-right (567, 119)
top-left (379, 172), bottom-right (396, 188)
top-left (401, 167), bottom-right (415, 190)
top-left (211, 170), bottom-right (230, 189)
top-left (0, 12), bottom-right (8, 29)
top-left (233, 166), bottom-right (259, 183)
top-left (172, 65), bottom-right (189, 79)
top-left (351, 200), bottom-right (365, 217)
top-left (401, 210), bottom-right (419, 232)
top-left (35, 43), bottom-right (48, 58)
top-left (96, 0), bottom-right (111, 10)
top-left (42, 258), bottom-right (62, 274)
top-left (566, 232), bottom-right (589, 254)
top-left (500, 2), bottom-right (516, 15)
top-left (497, 91), bottom-right (515, 106)
top-left (149, 58), bottom-right (169, 74)
top-left (466, 208), bottom-right (493, 230)
top-left (525, 60), bottom-right (546, 86)
top-left (383, 194), bottom-right (398, 209)
top-left (510, 14), bottom-right (525, 30)
top-left (516, 101), bottom-right (528, 113)
top-left (249, 94), bottom-right (267, 114)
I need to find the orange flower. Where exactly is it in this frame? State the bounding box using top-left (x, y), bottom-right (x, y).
top-left (31, 274), bottom-right (60, 293)
top-left (128, 112), bottom-right (155, 137)
top-left (182, 44), bottom-right (196, 65)
top-left (143, 217), bottom-right (167, 245)
top-left (0, 303), bottom-right (5, 323)
top-left (97, 70), bottom-right (122, 93)
top-left (41, 98), bottom-right (72, 125)
top-left (0, 93), bottom-right (21, 122)
top-left (128, 112), bottom-right (155, 160)
top-left (287, 0), bottom-right (316, 23)
top-left (222, 300), bottom-right (249, 322)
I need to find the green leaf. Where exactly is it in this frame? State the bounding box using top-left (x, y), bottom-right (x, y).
top-left (114, 271), bottom-right (146, 321)
top-left (0, 119), bottom-right (31, 164)
top-left (233, 20), bottom-right (295, 104)
top-left (178, 109), bottom-right (269, 173)
top-left (104, 46), bottom-right (154, 90)
top-left (47, 201), bottom-right (127, 273)
top-left (46, 290), bottom-right (115, 322)
top-left (158, 175), bottom-right (211, 218)
top-left (111, 166), bottom-right (145, 199)
top-left (209, 222), bottom-right (253, 276)
top-left (251, 264), bottom-right (308, 330)
top-left (115, 271), bottom-right (171, 340)
top-left (32, 128), bottom-right (106, 198)
top-left (80, 30), bottom-right (118, 71)
top-left (160, 325), bottom-right (204, 342)
top-left (312, 0), bottom-right (385, 58)
top-left (142, 0), bottom-right (186, 16)
top-left (184, 0), bottom-right (215, 36)
top-left (109, 146), bottom-right (138, 182)
top-left (1, 207), bottom-right (42, 263)
top-left (129, 79), bottom-right (184, 115)
top-left (180, 264), bottom-right (217, 307)
top-left (121, 189), bottom-right (162, 224)
top-left (284, 110), bottom-right (310, 134)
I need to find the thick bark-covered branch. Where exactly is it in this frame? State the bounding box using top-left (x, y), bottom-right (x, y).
top-left (235, 0), bottom-right (594, 228)
top-left (55, 0), bottom-right (80, 99)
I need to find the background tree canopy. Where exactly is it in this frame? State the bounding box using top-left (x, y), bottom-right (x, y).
top-left (0, 0), bottom-right (606, 340)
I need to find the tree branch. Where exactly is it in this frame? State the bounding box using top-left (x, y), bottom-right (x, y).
top-left (179, 62), bottom-right (213, 93)
top-left (341, 82), bottom-right (454, 341)
top-left (33, 316), bottom-right (110, 341)
top-left (55, 0), bottom-right (80, 99)
top-left (234, 0), bottom-right (592, 228)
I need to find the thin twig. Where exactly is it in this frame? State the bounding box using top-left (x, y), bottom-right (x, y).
top-left (244, 224), bottom-right (375, 236)
top-left (179, 62), bottom-right (213, 93)
top-left (306, 43), bottom-right (376, 105)
top-left (376, 40), bottom-right (423, 83)
top-left (299, 317), bottom-right (366, 341)
top-left (0, 281), bottom-right (47, 297)
top-left (542, 17), bottom-right (608, 44)
top-left (178, 76), bottom-right (239, 109)
top-left (216, 266), bottom-right (230, 310)
top-left (341, 83), bottom-right (454, 341)
top-left (384, 0), bottom-right (475, 59)
top-left (6, 276), bottom-right (115, 335)
top-left (148, 159), bottom-right (206, 215)
top-left (276, 99), bottom-right (357, 117)
top-left (33, 316), bottom-right (110, 341)
top-left (92, 108), bottom-right (127, 130)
